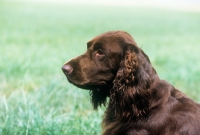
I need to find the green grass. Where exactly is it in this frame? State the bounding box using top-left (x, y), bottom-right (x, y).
top-left (0, 1), bottom-right (200, 134)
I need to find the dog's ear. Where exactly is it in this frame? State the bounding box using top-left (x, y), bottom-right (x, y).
top-left (110, 44), bottom-right (152, 121)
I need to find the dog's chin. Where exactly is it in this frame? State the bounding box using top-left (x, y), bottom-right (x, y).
top-left (67, 77), bottom-right (111, 91)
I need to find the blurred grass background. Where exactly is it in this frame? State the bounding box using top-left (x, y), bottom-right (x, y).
top-left (0, 0), bottom-right (200, 134)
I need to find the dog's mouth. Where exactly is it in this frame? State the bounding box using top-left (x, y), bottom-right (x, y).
top-left (62, 64), bottom-right (114, 91)
top-left (65, 75), bottom-right (109, 90)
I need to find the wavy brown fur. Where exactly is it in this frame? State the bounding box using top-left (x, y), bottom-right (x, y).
top-left (62, 31), bottom-right (200, 135)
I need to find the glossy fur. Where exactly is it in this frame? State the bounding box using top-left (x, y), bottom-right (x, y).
top-left (62, 31), bottom-right (200, 135)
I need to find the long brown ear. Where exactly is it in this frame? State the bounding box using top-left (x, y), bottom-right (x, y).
top-left (110, 44), bottom-right (152, 121)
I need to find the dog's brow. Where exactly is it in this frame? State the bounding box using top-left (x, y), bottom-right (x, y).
top-left (93, 43), bottom-right (103, 50)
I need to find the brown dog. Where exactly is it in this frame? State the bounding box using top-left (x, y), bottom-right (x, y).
top-left (62, 31), bottom-right (200, 135)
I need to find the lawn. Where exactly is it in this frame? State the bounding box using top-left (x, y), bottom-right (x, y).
top-left (0, 1), bottom-right (200, 135)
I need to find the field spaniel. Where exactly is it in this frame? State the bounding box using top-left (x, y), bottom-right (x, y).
top-left (62, 31), bottom-right (200, 135)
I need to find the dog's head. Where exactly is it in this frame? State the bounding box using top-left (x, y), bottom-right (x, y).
top-left (62, 31), bottom-right (156, 112)
top-left (62, 31), bottom-right (137, 89)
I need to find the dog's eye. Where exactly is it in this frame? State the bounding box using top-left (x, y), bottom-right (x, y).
top-left (95, 49), bottom-right (104, 56)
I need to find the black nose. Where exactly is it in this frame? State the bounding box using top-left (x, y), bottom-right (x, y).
top-left (62, 64), bottom-right (73, 75)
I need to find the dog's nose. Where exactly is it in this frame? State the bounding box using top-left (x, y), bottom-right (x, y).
top-left (62, 64), bottom-right (73, 75)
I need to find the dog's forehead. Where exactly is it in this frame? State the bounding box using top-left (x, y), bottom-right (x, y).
top-left (87, 31), bottom-right (136, 49)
